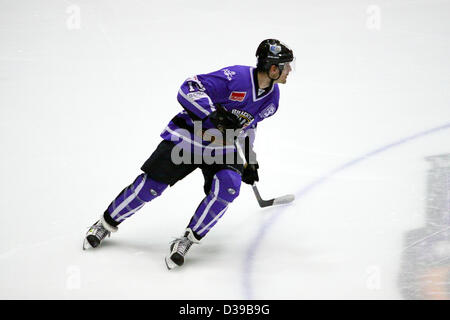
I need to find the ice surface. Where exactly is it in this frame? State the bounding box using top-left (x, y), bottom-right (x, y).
top-left (0, 0), bottom-right (449, 299)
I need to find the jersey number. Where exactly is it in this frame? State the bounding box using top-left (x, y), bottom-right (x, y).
top-left (188, 80), bottom-right (206, 92)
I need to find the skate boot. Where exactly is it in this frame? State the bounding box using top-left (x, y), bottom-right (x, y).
top-left (83, 216), bottom-right (118, 250)
top-left (165, 228), bottom-right (200, 270)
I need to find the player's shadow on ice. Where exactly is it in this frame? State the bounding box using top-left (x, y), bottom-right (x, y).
top-left (83, 235), bottom-right (226, 269)
top-left (86, 238), bottom-right (164, 254)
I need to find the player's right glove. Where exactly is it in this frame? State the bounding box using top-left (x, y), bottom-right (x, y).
top-left (204, 104), bottom-right (243, 145)
top-left (207, 104), bottom-right (242, 132)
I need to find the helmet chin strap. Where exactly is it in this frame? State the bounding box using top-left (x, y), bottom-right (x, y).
top-left (267, 65), bottom-right (282, 82)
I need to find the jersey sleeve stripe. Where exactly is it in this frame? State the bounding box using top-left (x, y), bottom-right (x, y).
top-left (178, 89), bottom-right (212, 118)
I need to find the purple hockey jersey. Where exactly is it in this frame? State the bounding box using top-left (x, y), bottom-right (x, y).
top-left (160, 65), bottom-right (280, 154)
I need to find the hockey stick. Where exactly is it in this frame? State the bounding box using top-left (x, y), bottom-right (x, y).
top-left (252, 183), bottom-right (295, 208)
top-left (235, 134), bottom-right (295, 208)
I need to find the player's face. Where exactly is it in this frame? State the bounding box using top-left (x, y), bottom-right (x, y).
top-left (272, 63), bottom-right (292, 84)
top-left (278, 63), bottom-right (292, 84)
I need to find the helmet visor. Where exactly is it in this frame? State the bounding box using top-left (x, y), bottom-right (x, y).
top-left (279, 57), bottom-right (296, 73)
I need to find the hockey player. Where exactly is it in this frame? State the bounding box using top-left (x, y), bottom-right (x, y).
top-left (83, 39), bottom-right (294, 270)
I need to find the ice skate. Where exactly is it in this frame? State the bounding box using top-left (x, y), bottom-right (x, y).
top-left (83, 216), bottom-right (118, 250)
top-left (165, 228), bottom-right (199, 270)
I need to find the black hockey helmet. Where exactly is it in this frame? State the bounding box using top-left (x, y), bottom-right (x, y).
top-left (255, 39), bottom-right (294, 73)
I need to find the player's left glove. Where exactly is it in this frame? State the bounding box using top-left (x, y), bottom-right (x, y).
top-left (242, 162), bottom-right (259, 185)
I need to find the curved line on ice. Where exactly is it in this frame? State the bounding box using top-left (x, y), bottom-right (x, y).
top-left (242, 121), bottom-right (450, 299)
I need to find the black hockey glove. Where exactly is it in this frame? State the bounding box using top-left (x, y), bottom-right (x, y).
top-left (208, 104), bottom-right (242, 132)
top-left (242, 162), bottom-right (259, 185)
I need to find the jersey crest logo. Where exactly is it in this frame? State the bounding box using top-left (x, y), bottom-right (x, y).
top-left (223, 69), bottom-right (236, 81)
top-left (259, 103), bottom-right (276, 118)
top-left (229, 91), bottom-right (246, 102)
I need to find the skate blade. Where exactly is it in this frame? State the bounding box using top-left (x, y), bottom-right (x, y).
top-left (165, 256), bottom-right (177, 270)
top-left (82, 238), bottom-right (93, 250)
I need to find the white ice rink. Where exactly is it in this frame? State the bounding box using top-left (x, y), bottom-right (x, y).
top-left (0, 0), bottom-right (449, 299)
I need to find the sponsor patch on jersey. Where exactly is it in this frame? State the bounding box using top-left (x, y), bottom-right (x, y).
top-left (258, 103), bottom-right (276, 119)
top-left (187, 91), bottom-right (208, 101)
top-left (231, 109), bottom-right (254, 127)
top-left (229, 91), bottom-right (246, 102)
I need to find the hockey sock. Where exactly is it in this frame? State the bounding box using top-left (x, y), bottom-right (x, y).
top-left (188, 169), bottom-right (241, 238)
top-left (104, 173), bottom-right (168, 226)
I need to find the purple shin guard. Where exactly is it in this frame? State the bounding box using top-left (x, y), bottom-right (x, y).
top-left (188, 169), bottom-right (241, 238)
top-left (105, 173), bottom-right (168, 225)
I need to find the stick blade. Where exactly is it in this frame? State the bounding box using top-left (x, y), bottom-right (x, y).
top-left (272, 194), bottom-right (295, 206)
